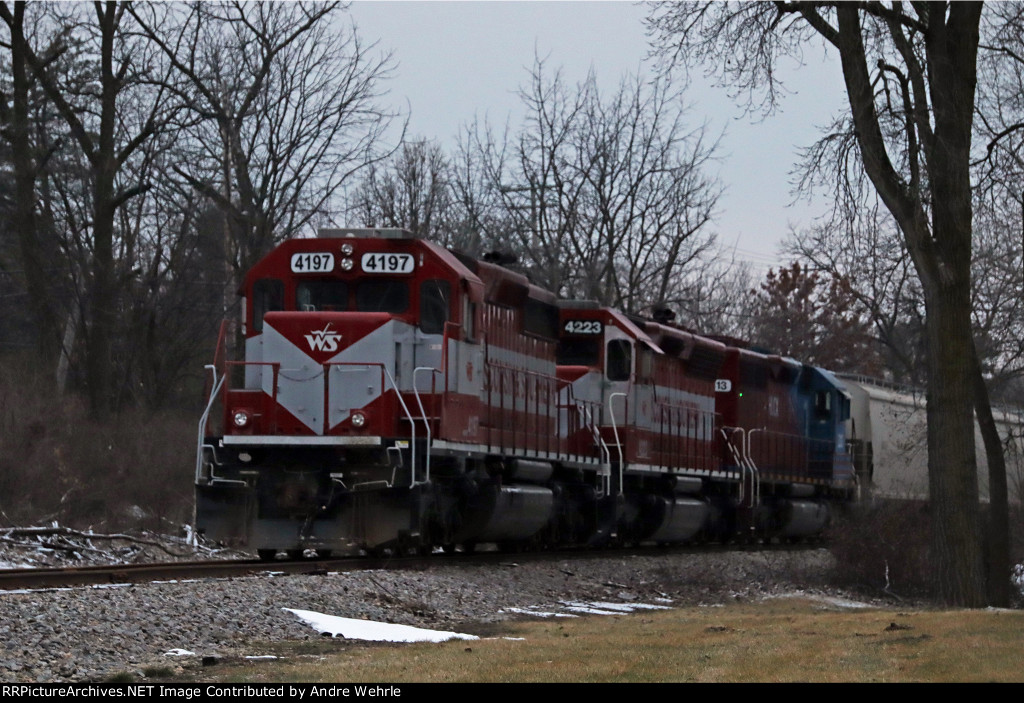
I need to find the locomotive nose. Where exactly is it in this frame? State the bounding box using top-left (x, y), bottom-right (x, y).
top-left (253, 311), bottom-right (400, 437)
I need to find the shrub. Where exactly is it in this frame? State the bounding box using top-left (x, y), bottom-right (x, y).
top-left (0, 355), bottom-right (195, 531)
top-left (827, 499), bottom-right (933, 598)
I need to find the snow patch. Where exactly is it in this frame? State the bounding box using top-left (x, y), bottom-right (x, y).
top-left (503, 607), bottom-right (579, 618)
top-left (560, 604), bottom-right (626, 615)
top-left (767, 592), bottom-right (874, 609)
top-left (506, 601), bottom-right (673, 618)
top-left (284, 608), bottom-right (478, 643)
top-left (164, 649), bottom-right (195, 657)
top-left (583, 601), bottom-right (672, 611)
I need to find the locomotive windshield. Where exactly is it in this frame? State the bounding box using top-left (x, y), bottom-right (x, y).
top-left (356, 279), bottom-right (409, 313)
top-left (557, 338), bottom-right (600, 366)
top-left (296, 280), bottom-right (348, 311)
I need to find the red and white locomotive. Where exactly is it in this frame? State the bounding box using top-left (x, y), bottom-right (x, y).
top-left (196, 228), bottom-right (857, 557)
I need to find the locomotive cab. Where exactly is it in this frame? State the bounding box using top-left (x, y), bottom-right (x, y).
top-left (225, 230), bottom-right (482, 442)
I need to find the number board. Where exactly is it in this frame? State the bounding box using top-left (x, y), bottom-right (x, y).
top-left (361, 252), bottom-right (415, 274)
top-left (563, 319), bottom-right (603, 335)
top-left (290, 253), bottom-right (335, 273)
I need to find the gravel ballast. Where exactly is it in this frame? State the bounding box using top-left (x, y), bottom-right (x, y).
top-left (0, 547), bottom-right (840, 682)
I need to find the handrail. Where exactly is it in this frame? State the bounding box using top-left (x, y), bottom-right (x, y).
top-left (383, 363), bottom-right (417, 488)
top-left (323, 360), bottom-right (418, 489)
top-left (745, 427), bottom-right (763, 509)
top-left (578, 401), bottom-right (612, 495)
top-left (485, 359), bottom-right (565, 384)
top-left (581, 402), bottom-right (610, 466)
top-left (212, 319), bottom-right (230, 377)
top-left (484, 359), bottom-right (562, 455)
top-left (721, 425), bottom-right (764, 509)
top-left (721, 426), bottom-right (747, 502)
top-left (413, 366), bottom-right (443, 484)
top-left (196, 364), bottom-right (225, 482)
top-left (608, 391), bottom-right (627, 495)
top-left (651, 399), bottom-right (719, 471)
top-left (441, 320), bottom-right (463, 395)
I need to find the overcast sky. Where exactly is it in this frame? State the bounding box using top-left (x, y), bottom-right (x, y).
top-left (345, 1), bottom-right (847, 274)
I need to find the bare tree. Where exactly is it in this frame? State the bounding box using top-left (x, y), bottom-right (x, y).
top-left (0, 2), bottom-right (61, 371)
top-left (786, 211), bottom-right (928, 386)
top-left (672, 248), bottom-right (757, 340)
top-left (131, 1), bottom-right (398, 281)
top-left (469, 59), bottom-right (590, 295)
top-left (347, 139), bottom-right (457, 244)
top-left (112, 130), bottom-right (227, 410)
top-left (468, 57), bottom-right (721, 315)
top-left (572, 71), bottom-right (720, 314)
top-left (0, 1), bottom-right (184, 417)
top-left (650, 2), bottom-right (993, 605)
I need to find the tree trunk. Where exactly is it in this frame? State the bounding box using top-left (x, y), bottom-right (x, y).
top-left (971, 346), bottom-right (1011, 607)
top-left (87, 166), bottom-right (117, 419)
top-left (7, 2), bottom-right (59, 373)
top-left (923, 5), bottom-right (987, 606)
top-left (922, 281), bottom-right (986, 606)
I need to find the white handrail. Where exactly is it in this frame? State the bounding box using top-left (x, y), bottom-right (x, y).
top-left (334, 362), bottom-right (418, 490)
top-left (196, 365), bottom-right (225, 482)
top-left (383, 364), bottom-right (417, 488)
top-left (745, 428), bottom-right (764, 508)
top-left (608, 392), bottom-right (627, 495)
top-left (721, 427), bottom-right (747, 504)
top-left (412, 366), bottom-right (443, 485)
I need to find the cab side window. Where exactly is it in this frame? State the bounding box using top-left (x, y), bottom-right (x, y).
top-left (420, 279), bottom-right (451, 334)
top-left (252, 278), bottom-right (283, 332)
top-left (606, 339), bottom-right (632, 381)
top-left (814, 390), bottom-right (832, 421)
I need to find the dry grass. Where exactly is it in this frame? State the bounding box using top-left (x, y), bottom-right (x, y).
top-left (178, 597), bottom-right (1024, 683)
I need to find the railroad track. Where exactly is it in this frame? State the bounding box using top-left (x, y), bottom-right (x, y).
top-left (0, 540), bottom-right (819, 591)
top-left (0, 555), bottom-right (367, 591)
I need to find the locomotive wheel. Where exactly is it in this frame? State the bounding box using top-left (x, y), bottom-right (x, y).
top-left (286, 549), bottom-right (304, 560)
top-left (257, 549), bottom-right (277, 561)
top-left (316, 549), bottom-right (333, 559)
top-left (441, 543), bottom-right (457, 554)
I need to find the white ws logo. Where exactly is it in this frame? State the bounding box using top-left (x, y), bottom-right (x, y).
top-left (305, 323), bottom-right (343, 353)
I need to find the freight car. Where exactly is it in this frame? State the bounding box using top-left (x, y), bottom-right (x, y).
top-left (839, 375), bottom-right (1024, 504)
top-left (195, 229), bottom-right (858, 557)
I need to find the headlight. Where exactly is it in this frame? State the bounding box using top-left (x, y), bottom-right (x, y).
top-left (351, 412), bottom-right (366, 428)
top-left (340, 257), bottom-right (354, 271)
top-left (340, 243), bottom-right (355, 256)
top-left (233, 410), bottom-right (250, 428)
